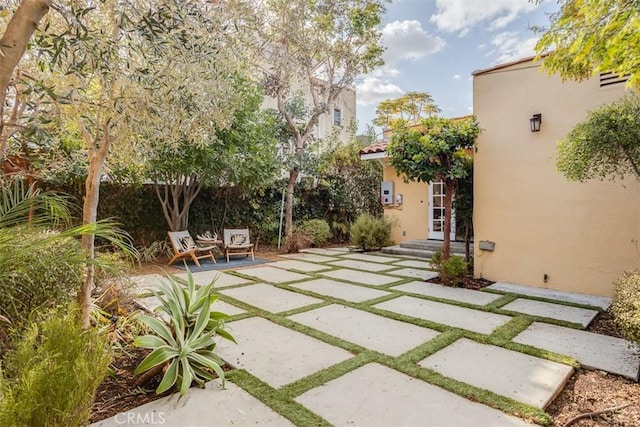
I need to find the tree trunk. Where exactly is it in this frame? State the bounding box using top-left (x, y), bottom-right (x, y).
top-left (79, 154), bottom-right (102, 329)
top-left (464, 220), bottom-right (472, 263)
top-left (284, 167), bottom-right (298, 238)
top-left (78, 126), bottom-right (111, 329)
top-left (0, 0), bottom-right (51, 156)
top-left (442, 180), bottom-right (454, 260)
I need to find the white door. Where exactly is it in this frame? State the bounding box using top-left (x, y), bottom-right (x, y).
top-left (428, 181), bottom-right (456, 241)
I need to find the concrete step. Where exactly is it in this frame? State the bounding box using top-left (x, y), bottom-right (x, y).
top-left (399, 239), bottom-right (471, 252)
top-left (383, 240), bottom-right (470, 259)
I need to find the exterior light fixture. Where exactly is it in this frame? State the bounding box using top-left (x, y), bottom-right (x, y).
top-left (529, 113), bottom-right (542, 132)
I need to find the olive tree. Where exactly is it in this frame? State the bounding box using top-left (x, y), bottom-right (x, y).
top-left (247, 0), bottom-right (386, 238)
top-left (535, 0), bottom-right (640, 88)
top-left (557, 95), bottom-right (640, 182)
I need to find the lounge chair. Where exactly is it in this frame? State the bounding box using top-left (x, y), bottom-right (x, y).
top-left (167, 230), bottom-right (217, 267)
top-left (223, 228), bottom-right (254, 263)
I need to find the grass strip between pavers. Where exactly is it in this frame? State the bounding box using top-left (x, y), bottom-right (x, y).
top-left (380, 357), bottom-right (552, 427)
top-left (140, 261), bottom-right (595, 426)
top-left (226, 369), bottom-right (331, 427)
top-left (481, 289), bottom-right (607, 312)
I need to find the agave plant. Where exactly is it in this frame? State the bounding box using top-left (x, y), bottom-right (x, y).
top-left (134, 270), bottom-right (235, 396)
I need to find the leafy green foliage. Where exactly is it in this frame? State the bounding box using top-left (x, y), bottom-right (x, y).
top-left (453, 157), bottom-right (474, 261)
top-left (0, 229), bottom-right (84, 328)
top-left (349, 213), bottom-right (394, 251)
top-left (387, 117), bottom-right (480, 185)
top-left (431, 250), bottom-right (468, 286)
top-left (556, 95), bottom-right (640, 182)
top-left (373, 92), bottom-right (440, 128)
top-left (0, 305), bottom-right (110, 427)
top-left (611, 270), bottom-right (640, 346)
top-left (298, 219), bottom-right (331, 247)
top-left (134, 271), bottom-right (235, 396)
top-left (388, 116), bottom-right (480, 259)
top-left (534, 0), bottom-right (640, 88)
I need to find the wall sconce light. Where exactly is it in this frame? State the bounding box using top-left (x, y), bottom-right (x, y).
top-left (529, 113), bottom-right (542, 132)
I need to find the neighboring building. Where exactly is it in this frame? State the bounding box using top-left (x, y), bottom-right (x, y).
top-left (473, 56), bottom-right (640, 297)
top-left (359, 136), bottom-right (458, 245)
top-left (261, 80), bottom-right (356, 145)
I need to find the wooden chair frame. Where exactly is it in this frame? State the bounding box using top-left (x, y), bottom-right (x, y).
top-left (167, 230), bottom-right (216, 267)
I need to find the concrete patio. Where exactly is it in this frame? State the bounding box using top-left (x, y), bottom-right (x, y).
top-left (95, 248), bottom-right (640, 426)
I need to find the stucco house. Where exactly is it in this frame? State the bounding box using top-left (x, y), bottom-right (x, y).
top-left (359, 138), bottom-right (458, 245)
top-left (473, 56), bottom-right (639, 297)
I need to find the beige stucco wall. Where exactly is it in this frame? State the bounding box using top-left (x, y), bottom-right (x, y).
top-left (473, 60), bottom-right (640, 296)
top-left (261, 82), bottom-right (356, 144)
top-left (380, 159), bottom-right (430, 243)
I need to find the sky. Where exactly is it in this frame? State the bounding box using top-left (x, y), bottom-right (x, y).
top-left (355, 0), bottom-right (561, 135)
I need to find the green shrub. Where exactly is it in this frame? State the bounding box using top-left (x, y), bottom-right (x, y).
top-left (349, 213), bottom-right (393, 251)
top-left (0, 305), bottom-right (111, 427)
top-left (0, 229), bottom-right (85, 328)
top-left (431, 250), bottom-right (468, 286)
top-left (298, 219), bottom-right (331, 246)
top-left (611, 270), bottom-right (640, 345)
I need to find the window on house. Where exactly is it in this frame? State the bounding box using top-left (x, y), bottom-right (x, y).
top-left (333, 108), bottom-right (342, 126)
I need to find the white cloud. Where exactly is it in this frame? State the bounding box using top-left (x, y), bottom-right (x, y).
top-left (490, 31), bottom-right (539, 63)
top-left (381, 20), bottom-right (445, 64)
top-left (430, 0), bottom-right (537, 35)
top-left (356, 77), bottom-right (404, 106)
top-left (452, 74), bottom-right (461, 80)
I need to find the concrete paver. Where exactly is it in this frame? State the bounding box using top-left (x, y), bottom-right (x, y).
top-left (173, 270), bottom-right (252, 288)
top-left (301, 248), bottom-right (350, 256)
top-left (296, 363), bottom-right (531, 427)
top-left (375, 295), bottom-right (512, 334)
top-left (92, 379), bottom-right (294, 427)
top-left (514, 322), bottom-right (640, 380)
top-left (392, 281), bottom-right (502, 306)
top-left (238, 266), bottom-right (310, 283)
top-left (135, 296), bottom-right (245, 317)
top-left (130, 273), bottom-right (165, 293)
top-left (217, 317), bottom-right (352, 388)
top-left (220, 283), bottom-right (321, 313)
top-left (321, 268), bottom-right (403, 286)
top-left (419, 338), bottom-right (573, 408)
top-left (280, 253), bottom-right (338, 263)
top-left (487, 282), bottom-right (612, 310)
top-left (289, 278), bottom-right (391, 303)
top-left (341, 253), bottom-right (401, 263)
top-left (269, 260), bottom-right (331, 272)
top-left (387, 268), bottom-right (439, 280)
top-left (501, 298), bottom-right (599, 327)
top-left (393, 259), bottom-right (433, 269)
top-left (289, 305), bottom-right (439, 356)
top-left (329, 259), bottom-right (394, 272)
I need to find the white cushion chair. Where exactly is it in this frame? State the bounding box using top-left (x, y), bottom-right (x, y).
top-left (223, 228), bottom-right (254, 263)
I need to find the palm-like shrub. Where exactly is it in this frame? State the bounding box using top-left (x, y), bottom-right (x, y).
top-left (349, 213), bottom-right (394, 251)
top-left (0, 178), bottom-right (135, 331)
top-left (134, 271), bottom-right (235, 396)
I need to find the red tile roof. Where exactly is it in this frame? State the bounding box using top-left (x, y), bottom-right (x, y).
top-left (359, 140), bottom-right (389, 155)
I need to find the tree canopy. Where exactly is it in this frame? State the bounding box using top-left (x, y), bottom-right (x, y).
top-left (535, 0), bottom-right (640, 88)
top-left (556, 95), bottom-right (640, 182)
top-left (373, 92), bottom-right (440, 129)
top-left (387, 116), bottom-right (480, 259)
